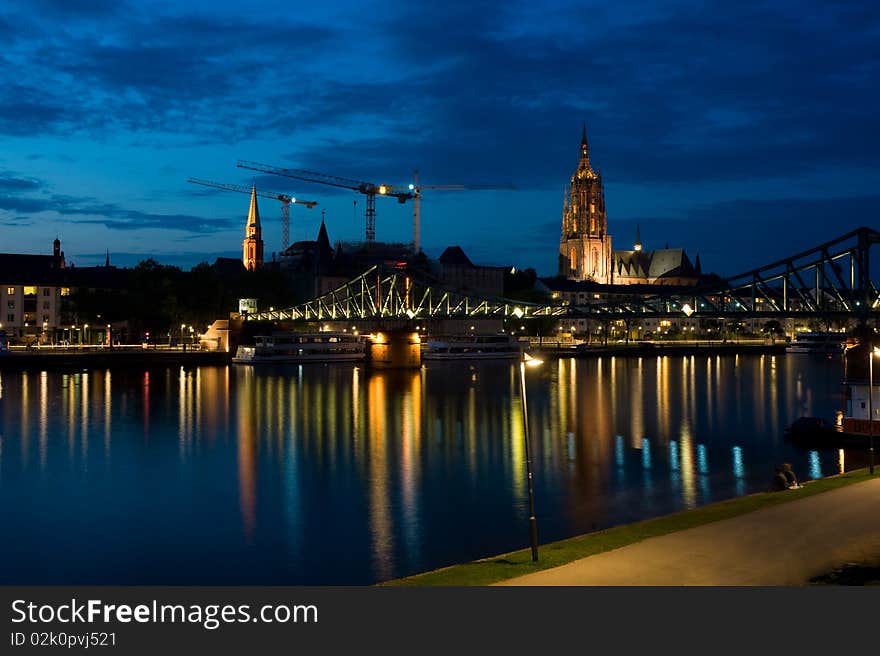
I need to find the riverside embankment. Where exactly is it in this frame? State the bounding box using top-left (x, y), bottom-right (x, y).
top-left (0, 346), bottom-right (230, 370)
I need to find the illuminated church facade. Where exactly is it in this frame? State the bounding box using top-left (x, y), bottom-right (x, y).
top-left (558, 126), bottom-right (699, 286)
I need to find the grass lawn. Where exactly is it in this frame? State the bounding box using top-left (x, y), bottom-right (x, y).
top-left (381, 469), bottom-right (876, 586)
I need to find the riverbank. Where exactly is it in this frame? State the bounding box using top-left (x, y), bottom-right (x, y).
top-left (0, 347), bottom-right (231, 370)
top-left (383, 469), bottom-right (877, 586)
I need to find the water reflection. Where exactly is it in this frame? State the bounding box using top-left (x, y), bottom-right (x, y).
top-left (0, 354), bottom-right (852, 584)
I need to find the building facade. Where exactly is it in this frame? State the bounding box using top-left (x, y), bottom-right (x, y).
top-left (0, 239), bottom-right (67, 340)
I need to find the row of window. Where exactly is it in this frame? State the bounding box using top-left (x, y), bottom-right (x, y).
top-left (7, 301), bottom-right (52, 309)
top-left (4, 287), bottom-right (69, 296)
top-left (5, 314), bottom-right (52, 324)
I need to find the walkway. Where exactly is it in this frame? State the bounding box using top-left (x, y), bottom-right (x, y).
top-left (496, 476), bottom-right (880, 586)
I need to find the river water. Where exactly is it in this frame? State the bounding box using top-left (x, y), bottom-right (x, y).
top-left (0, 353), bottom-right (861, 584)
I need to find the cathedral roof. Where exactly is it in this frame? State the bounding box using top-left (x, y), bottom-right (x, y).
top-left (612, 248), bottom-right (698, 280)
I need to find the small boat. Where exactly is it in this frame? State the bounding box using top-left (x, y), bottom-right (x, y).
top-left (232, 332), bottom-right (366, 364)
top-left (785, 332), bottom-right (847, 354)
top-left (422, 334), bottom-right (525, 360)
top-left (784, 416), bottom-right (875, 450)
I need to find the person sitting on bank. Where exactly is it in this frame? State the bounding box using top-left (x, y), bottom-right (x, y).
top-left (782, 463), bottom-right (801, 489)
top-left (770, 466), bottom-right (789, 492)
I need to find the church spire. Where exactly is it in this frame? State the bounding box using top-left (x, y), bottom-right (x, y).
top-left (247, 184), bottom-right (260, 229)
top-left (105, 249), bottom-right (110, 267)
top-left (242, 184), bottom-right (264, 270)
top-left (580, 122), bottom-right (590, 168)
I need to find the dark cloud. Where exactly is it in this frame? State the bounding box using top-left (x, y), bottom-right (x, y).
top-left (0, 192), bottom-right (235, 233)
top-left (0, 171), bottom-right (44, 192)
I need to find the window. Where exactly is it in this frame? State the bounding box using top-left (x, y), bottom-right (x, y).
top-left (42, 288), bottom-right (50, 296)
top-left (7, 301), bottom-right (13, 309)
top-left (60, 288), bottom-right (70, 296)
top-left (43, 301), bottom-right (50, 310)
top-left (23, 286), bottom-right (37, 296)
top-left (42, 315), bottom-right (49, 323)
top-left (6, 287), bottom-right (13, 295)
top-left (7, 314), bottom-right (13, 322)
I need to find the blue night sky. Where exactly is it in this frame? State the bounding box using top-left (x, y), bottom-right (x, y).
top-left (0, 0), bottom-right (877, 277)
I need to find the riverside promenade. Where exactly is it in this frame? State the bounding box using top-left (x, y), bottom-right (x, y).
top-left (496, 475), bottom-right (880, 586)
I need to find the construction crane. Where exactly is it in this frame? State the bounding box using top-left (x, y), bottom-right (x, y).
top-left (237, 160), bottom-right (413, 244)
top-left (187, 178), bottom-right (317, 251)
top-left (409, 170), bottom-right (516, 253)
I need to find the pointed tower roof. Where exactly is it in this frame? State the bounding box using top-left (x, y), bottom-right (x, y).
top-left (316, 217), bottom-right (331, 250)
top-left (577, 122), bottom-right (591, 174)
top-left (695, 252), bottom-right (702, 274)
top-left (105, 249), bottom-right (110, 267)
top-left (247, 184), bottom-right (260, 228)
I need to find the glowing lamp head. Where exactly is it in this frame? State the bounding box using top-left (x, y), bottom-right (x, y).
top-left (682, 303), bottom-right (694, 317)
top-left (378, 185), bottom-right (387, 195)
top-left (512, 307), bottom-right (524, 319)
top-left (408, 183), bottom-right (414, 190)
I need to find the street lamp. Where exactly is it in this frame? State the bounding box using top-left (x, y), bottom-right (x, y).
top-left (519, 351), bottom-right (543, 561)
top-left (869, 346), bottom-right (880, 474)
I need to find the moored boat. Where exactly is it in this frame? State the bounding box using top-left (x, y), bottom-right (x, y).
top-left (232, 332), bottom-right (366, 364)
top-left (785, 332), bottom-right (847, 354)
top-left (422, 334), bottom-right (525, 360)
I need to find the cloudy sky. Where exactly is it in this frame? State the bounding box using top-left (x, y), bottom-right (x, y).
top-left (0, 0), bottom-right (877, 276)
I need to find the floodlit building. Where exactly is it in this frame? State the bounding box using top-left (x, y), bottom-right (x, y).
top-left (242, 185), bottom-right (264, 271)
top-left (0, 238), bottom-right (67, 340)
top-left (558, 125), bottom-right (700, 286)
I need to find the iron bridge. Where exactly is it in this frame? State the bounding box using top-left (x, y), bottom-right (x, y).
top-left (245, 227), bottom-right (880, 323)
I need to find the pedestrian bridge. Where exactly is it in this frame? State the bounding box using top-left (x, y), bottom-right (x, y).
top-left (244, 226), bottom-right (880, 323)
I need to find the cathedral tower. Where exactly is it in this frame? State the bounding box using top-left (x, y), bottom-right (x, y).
top-left (242, 185), bottom-right (264, 271)
top-left (558, 124), bottom-right (612, 283)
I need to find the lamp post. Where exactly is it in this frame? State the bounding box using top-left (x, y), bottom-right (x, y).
top-left (519, 351), bottom-right (543, 561)
top-left (870, 347), bottom-right (879, 474)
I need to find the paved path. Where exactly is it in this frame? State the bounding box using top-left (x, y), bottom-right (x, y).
top-left (497, 477), bottom-right (880, 586)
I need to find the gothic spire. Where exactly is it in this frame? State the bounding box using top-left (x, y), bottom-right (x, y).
top-left (247, 184), bottom-right (260, 229)
top-left (577, 121), bottom-right (592, 173)
top-left (695, 252), bottom-right (702, 274)
top-left (105, 249), bottom-right (110, 267)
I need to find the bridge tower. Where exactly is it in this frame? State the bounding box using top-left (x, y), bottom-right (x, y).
top-left (558, 123), bottom-right (612, 283)
top-left (242, 185), bottom-right (264, 271)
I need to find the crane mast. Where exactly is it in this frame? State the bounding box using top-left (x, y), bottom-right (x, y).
top-left (409, 171), bottom-right (515, 253)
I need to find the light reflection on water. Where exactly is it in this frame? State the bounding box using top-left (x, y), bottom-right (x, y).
top-left (0, 354), bottom-right (860, 584)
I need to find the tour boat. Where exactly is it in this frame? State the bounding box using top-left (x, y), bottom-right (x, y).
top-left (785, 332), bottom-right (847, 354)
top-left (232, 332), bottom-right (366, 364)
top-left (422, 334), bottom-right (525, 360)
